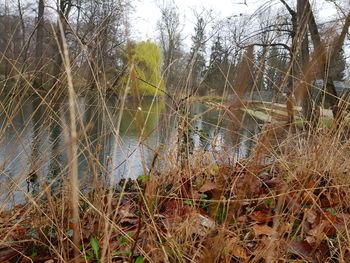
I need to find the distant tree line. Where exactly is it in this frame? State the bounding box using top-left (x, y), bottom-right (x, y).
top-left (156, 0), bottom-right (349, 129)
top-left (1, 0), bottom-right (349, 119)
top-left (0, 0), bottom-right (135, 93)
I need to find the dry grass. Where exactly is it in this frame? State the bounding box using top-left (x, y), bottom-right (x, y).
top-left (2, 127), bottom-right (350, 262)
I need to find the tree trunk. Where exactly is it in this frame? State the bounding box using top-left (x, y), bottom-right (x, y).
top-left (17, 0), bottom-right (26, 61)
top-left (296, 1), bottom-right (350, 130)
top-left (256, 46), bottom-right (267, 90)
top-left (327, 12), bottom-right (350, 128)
top-left (52, 1), bottom-right (72, 89)
top-left (285, 5), bottom-right (297, 125)
top-left (33, 0), bottom-right (45, 89)
top-left (296, 0), bottom-right (316, 130)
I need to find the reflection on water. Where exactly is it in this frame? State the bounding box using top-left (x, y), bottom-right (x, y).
top-left (0, 95), bottom-right (260, 207)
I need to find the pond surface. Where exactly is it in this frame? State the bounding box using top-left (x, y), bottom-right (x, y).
top-left (0, 95), bottom-right (260, 207)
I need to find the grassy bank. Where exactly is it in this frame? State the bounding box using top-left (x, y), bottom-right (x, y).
top-left (1, 72), bottom-right (349, 262)
top-left (2, 122), bottom-right (350, 262)
top-left (242, 102), bottom-right (350, 128)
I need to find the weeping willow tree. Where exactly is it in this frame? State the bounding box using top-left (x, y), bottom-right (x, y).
top-left (120, 41), bottom-right (165, 96)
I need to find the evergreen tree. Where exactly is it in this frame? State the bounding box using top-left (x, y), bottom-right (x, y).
top-left (189, 17), bottom-right (207, 91)
top-left (209, 35), bottom-right (224, 66)
top-left (330, 48), bottom-right (346, 81)
top-left (203, 35), bottom-right (234, 95)
top-left (255, 46), bottom-right (268, 90)
top-left (203, 36), bottom-right (224, 94)
top-left (265, 46), bottom-right (288, 90)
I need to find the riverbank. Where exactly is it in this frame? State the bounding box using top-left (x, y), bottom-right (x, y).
top-left (1, 127), bottom-right (350, 262)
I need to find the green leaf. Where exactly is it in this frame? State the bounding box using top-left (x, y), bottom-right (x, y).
top-left (86, 251), bottom-right (94, 259)
top-left (184, 200), bottom-right (193, 205)
top-left (135, 256), bottom-right (144, 263)
top-left (117, 235), bottom-right (129, 246)
top-left (199, 193), bottom-right (208, 199)
top-left (28, 247), bottom-right (38, 258)
top-left (245, 207), bottom-right (254, 213)
top-left (327, 207), bottom-right (337, 215)
top-left (90, 237), bottom-right (99, 260)
top-left (138, 175), bottom-right (150, 183)
top-left (263, 199), bottom-right (274, 206)
top-left (112, 250), bottom-right (132, 257)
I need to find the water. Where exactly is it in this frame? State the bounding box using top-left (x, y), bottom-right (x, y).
top-left (0, 95), bottom-right (260, 206)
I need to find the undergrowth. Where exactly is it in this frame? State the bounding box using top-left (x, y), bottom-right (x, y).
top-left (2, 127), bottom-right (350, 262)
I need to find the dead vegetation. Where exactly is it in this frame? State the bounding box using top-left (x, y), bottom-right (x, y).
top-left (1, 124), bottom-right (350, 262)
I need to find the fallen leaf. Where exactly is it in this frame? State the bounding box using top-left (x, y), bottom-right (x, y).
top-left (0, 246), bottom-right (24, 262)
top-left (319, 196), bottom-right (332, 208)
top-left (117, 202), bottom-right (138, 229)
top-left (237, 215), bottom-right (248, 223)
top-left (164, 200), bottom-right (193, 217)
top-left (305, 209), bottom-right (317, 224)
top-left (286, 194), bottom-right (302, 213)
top-left (198, 180), bottom-right (221, 193)
top-left (228, 237), bottom-right (249, 260)
top-left (232, 245), bottom-right (249, 259)
top-left (301, 191), bottom-right (315, 205)
top-left (307, 220), bottom-right (328, 246)
top-left (335, 213), bottom-right (350, 231)
top-left (305, 235), bottom-right (316, 245)
top-left (249, 210), bottom-right (272, 223)
top-left (194, 213), bottom-right (216, 236)
top-left (322, 211), bottom-right (337, 235)
top-left (252, 224), bottom-right (276, 236)
top-left (265, 177), bottom-right (281, 188)
top-left (21, 257), bottom-right (53, 263)
top-left (289, 240), bottom-right (314, 260)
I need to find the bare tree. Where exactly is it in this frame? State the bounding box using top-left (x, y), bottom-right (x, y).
top-left (295, 0), bottom-right (350, 129)
top-left (33, 0), bottom-right (44, 89)
top-left (157, 1), bottom-right (183, 89)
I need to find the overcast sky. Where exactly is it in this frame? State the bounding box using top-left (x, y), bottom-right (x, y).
top-left (132, 0), bottom-right (339, 47)
top-left (132, 0), bottom-right (257, 43)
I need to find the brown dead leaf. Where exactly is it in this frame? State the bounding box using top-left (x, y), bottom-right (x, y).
top-left (305, 209), bottom-right (317, 224)
top-left (301, 191), bottom-right (316, 205)
top-left (308, 211), bottom-right (337, 236)
top-left (289, 240), bottom-right (314, 260)
top-left (117, 202), bottom-right (138, 229)
top-left (198, 180), bottom-right (221, 193)
top-left (249, 210), bottom-right (272, 223)
top-left (193, 213), bottom-right (216, 236)
top-left (252, 224), bottom-right (276, 236)
top-left (319, 196), bottom-right (332, 208)
top-left (232, 245), bottom-right (249, 260)
top-left (286, 194), bottom-right (302, 213)
top-left (0, 246), bottom-right (24, 262)
top-left (164, 200), bottom-right (193, 217)
top-left (305, 180), bottom-right (317, 189)
top-left (237, 215), bottom-right (248, 223)
top-left (228, 237), bottom-right (249, 260)
top-left (335, 213), bottom-right (350, 231)
top-left (307, 220), bottom-right (328, 246)
top-left (265, 177), bottom-right (281, 188)
top-left (232, 174), bottom-right (262, 198)
top-left (164, 212), bottom-right (215, 238)
top-left (21, 257), bottom-right (52, 263)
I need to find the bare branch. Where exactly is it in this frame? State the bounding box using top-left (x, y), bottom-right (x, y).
top-left (240, 43), bottom-right (291, 52)
top-left (279, 0), bottom-right (296, 17)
